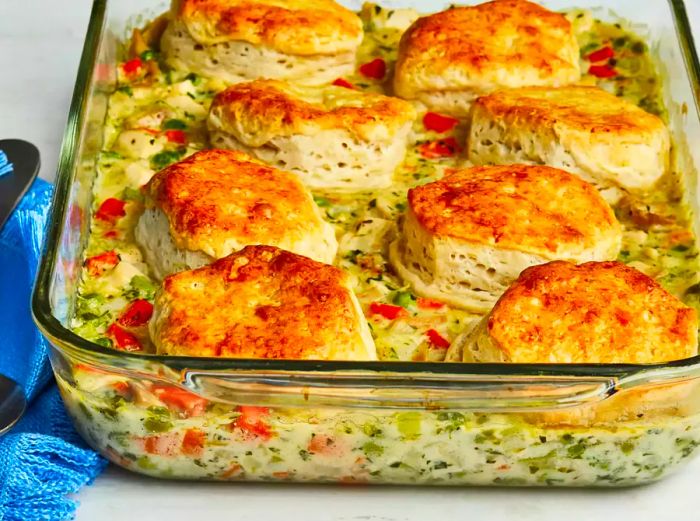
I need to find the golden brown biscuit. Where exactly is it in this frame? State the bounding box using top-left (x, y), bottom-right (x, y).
top-left (135, 149), bottom-right (337, 280)
top-left (447, 261), bottom-right (698, 363)
top-left (150, 245), bottom-right (377, 360)
top-left (389, 165), bottom-right (621, 312)
top-left (469, 86), bottom-right (670, 200)
top-left (393, 0), bottom-right (580, 115)
top-left (161, 0), bottom-right (363, 85)
top-left (208, 80), bottom-right (416, 190)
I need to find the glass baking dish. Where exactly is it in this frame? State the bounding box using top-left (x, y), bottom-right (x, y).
top-left (32, 0), bottom-right (700, 486)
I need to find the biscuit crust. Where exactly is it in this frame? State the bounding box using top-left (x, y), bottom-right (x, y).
top-left (473, 86), bottom-right (666, 138)
top-left (209, 80), bottom-right (417, 145)
top-left (468, 86), bottom-right (670, 196)
top-left (173, 0), bottom-right (363, 55)
top-left (141, 149), bottom-right (336, 260)
top-left (394, 0), bottom-right (580, 104)
top-left (151, 245), bottom-right (377, 360)
top-left (408, 165), bottom-right (620, 258)
top-left (484, 261), bottom-right (697, 364)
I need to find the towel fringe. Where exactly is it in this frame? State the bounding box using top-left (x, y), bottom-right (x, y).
top-left (0, 433), bottom-right (107, 521)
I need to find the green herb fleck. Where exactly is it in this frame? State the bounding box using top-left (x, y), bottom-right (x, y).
top-left (139, 50), bottom-right (156, 61)
top-left (362, 441), bottom-right (384, 458)
top-left (143, 406), bottom-right (173, 433)
top-left (314, 196), bottom-right (332, 207)
top-left (136, 456), bottom-right (157, 470)
top-left (185, 72), bottom-right (201, 85)
top-left (121, 186), bottom-right (143, 202)
top-left (150, 149), bottom-right (186, 171)
top-left (163, 119), bottom-right (188, 130)
top-left (123, 275), bottom-right (157, 301)
top-left (392, 291), bottom-right (415, 309)
top-left (620, 440), bottom-right (635, 455)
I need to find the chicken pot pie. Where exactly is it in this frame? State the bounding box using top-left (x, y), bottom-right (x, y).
top-left (135, 149), bottom-right (337, 280)
top-left (468, 86), bottom-right (671, 201)
top-left (150, 245), bottom-right (377, 360)
top-left (446, 260), bottom-right (698, 364)
top-left (389, 165), bottom-right (621, 312)
top-left (208, 80), bottom-right (416, 191)
top-left (393, 0), bottom-right (580, 116)
top-left (161, 0), bottom-right (363, 85)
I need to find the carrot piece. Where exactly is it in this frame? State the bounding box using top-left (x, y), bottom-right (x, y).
top-left (416, 297), bottom-right (445, 310)
top-left (151, 384), bottom-right (208, 417)
top-left (181, 428), bottom-right (206, 456)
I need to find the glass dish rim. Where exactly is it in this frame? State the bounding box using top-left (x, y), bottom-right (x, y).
top-left (30, 0), bottom-right (700, 385)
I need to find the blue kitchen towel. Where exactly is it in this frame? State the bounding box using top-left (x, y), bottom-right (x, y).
top-left (0, 178), bottom-right (107, 521)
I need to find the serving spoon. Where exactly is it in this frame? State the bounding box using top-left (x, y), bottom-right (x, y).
top-left (0, 139), bottom-right (41, 434)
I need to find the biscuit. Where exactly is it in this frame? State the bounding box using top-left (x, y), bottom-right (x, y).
top-left (393, 0), bottom-right (580, 116)
top-left (135, 149), bottom-right (337, 279)
top-left (161, 0), bottom-right (363, 85)
top-left (446, 261), bottom-right (698, 363)
top-left (469, 86), bottom-right (670, 200)
top-left (150, 245), bottom-right (377, 360)
top-left (389, 165), bottom-right (621, 312)
top-left (208, 80), bottom-right (416, 190)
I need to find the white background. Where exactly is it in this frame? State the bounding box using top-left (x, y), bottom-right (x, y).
top-left (2, 1), bottom-right (700, 520)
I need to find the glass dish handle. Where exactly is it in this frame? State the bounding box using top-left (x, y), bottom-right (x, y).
top-left (181, 369), bottom-right (617, 411)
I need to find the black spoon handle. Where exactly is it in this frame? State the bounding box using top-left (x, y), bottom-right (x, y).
top-left (0, 139), bottom-right (41, 231)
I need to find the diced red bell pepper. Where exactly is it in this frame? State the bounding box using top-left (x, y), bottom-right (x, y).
top-left (85, 250), bottom-right (120, 277)
top-left (164, 129), bottom-right (187, 144)
top-left (586, 46), bottom-right (614, 62)
top-left (416, 297), bottom-right (445, 310)
top-left (107, 323), bottom-right (142, 352)
top-left (359, 58), bottom-right (386, 79)
top-left (117, 299), bottom-right (154, 327)
top-left (423, 112), bottom-right (459, 133)
top-left (181, 428), bottom-right (206, 456)
top-left (419, 137), bottom-right (460, 158)
top-left (95, 198), bottom-right (126, 222)
top-left (426, 328), bottom-right (450, 349)
top-left (369, 302), bottom-right (408, 320)
top-left (122, 58), bottom-right (142, 78)
top-left (151, 384), bottom-right (208, 417)
top-left (233, 406), bottom-right (272, 440)
top-left (588, 64), bottom-right (618, 78)
top-left (332, 78), bottom-right (355, 89)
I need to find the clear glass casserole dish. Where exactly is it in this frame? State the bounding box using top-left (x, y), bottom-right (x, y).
top-left (32, 0), bottom-right (700, 486)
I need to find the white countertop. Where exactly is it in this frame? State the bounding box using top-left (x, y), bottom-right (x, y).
top-left (3, 1), bottom-right (700, 520)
